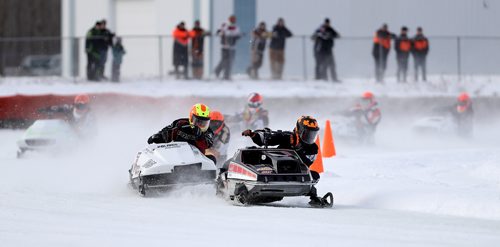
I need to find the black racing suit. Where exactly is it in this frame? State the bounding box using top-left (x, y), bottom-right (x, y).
top-left (247, 129), bottom-right (320, 198)
top-left (148, 118), bottom-right (214, 155)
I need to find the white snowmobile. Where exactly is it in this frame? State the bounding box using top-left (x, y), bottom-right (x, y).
top-left (17, 119), bottom-right (79, 158)
top-left (129, 142), bottom-right (217, 196)
top-left (330, 115), bottom-right (361, 143)
top-left (412, 111), bottom-right (458, 136)
top-left (216, 140), bottom-right (333, 208)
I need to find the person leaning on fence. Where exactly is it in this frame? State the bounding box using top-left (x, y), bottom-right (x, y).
top-left (172, 21), bottom-right (191, 79)
top-left (246, 22), bottom-right (270, 80)
top-left (214, 15), bottom-right (241, 80)
top-left (269, 18), bottom-right (292, 80)
top-left (372, 23), bottom-right (396, 83)
top-left (111, 37), bottom-right (126, 83)
top-left (85, 21), bottom-right (101, 81)
top-left (190, 20), bottom-right (210, 80)
top-left (395, 26), bottom-right (411, 82)
top-left (312, 18), bottom-right (340, 82)
top-left (412, 27), bottom-right (429, 82)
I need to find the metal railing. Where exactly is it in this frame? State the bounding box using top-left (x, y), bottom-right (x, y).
top-left (1, 35), bottom-right (500, 81)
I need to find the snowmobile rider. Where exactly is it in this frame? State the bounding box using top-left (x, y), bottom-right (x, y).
top-left (226, 92), bottom-right (269, 130)
top-left (42, 93), bottom-right (96, 136)
top-left (207, 111), bottom-right (231, 165)
top-left (451, 93), bottom-right (474, 137)
top-left (345, 91), bottom-right (381, 144)
top-left (241, 115), bottom-right (327, 206)
top-left (147, 103), bottom-right (215, 161)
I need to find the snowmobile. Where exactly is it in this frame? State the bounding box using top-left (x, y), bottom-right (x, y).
top-left (412, 114), bottom-right (458, 136)
top-left (330, 115), bottom-right (361, 143)
top-left (16, 119), bottom-right (79, 158)
top-left (216, 140), bottom-right (333, 208)
top-left (129, 142), bottom-right (217, 196)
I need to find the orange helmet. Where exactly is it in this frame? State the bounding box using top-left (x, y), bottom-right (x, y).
top-left (189, 103), bottom-right (211, 132)
top-left (210, 111), bottom-right (224, 122)
top-left (295, 116), bottom-right (320, 145)
top-left (458, 92), bottom-right (470, 103)
top-left (362, 91), bottom-right (374, 100)
top-left (74, 93), bottom-right (90, 104)
top-left (209, 111), bottom-right (225, 135)
top-left (457, 93), bottom-right (471, 113)
top-left (74, 93), bottom-right (90, 113)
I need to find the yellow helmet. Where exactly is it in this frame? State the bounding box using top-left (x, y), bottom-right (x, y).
top-left (189, 103), bottom-right (211, 132)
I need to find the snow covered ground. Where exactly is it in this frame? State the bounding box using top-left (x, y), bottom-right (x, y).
top-left (1, 75), bottom-right (500, 97)
top-left (1, 77), bottom-right (500, 246)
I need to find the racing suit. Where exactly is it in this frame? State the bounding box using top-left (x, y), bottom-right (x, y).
top-left (148, 118), bottom-right (214, 154)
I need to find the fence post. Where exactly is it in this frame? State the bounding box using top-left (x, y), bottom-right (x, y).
top-left (457, 36), bottom-right (461, 82)
top-left (159, 35), bottom-right (163, 82)
top-left (302, 35), bottom-right (308, 80)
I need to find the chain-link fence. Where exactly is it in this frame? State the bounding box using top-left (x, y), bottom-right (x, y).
top-left (1, 35), bottom-right (500, 81)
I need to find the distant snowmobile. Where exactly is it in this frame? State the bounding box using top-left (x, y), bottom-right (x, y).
top-left (129, 142), bottom-right (217, 196)
top-left (412, 114), bottom-right (458, 136)
top-left (216, 145), bottom-right (333, 208)
top-left (17, 119), bottom-right (79, 158)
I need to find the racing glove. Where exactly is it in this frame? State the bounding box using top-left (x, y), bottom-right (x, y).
top-left (241, 129), bottom-right (255, 137)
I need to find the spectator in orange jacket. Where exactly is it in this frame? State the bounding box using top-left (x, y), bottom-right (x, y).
top-left (372, 24), bottom-right (395, 83)
top-left (172, 22), bottom-right (190, 79)
top-left (412, 27), bottom-right (429, 82)
top-left (190, 20), bottom-right (210, 80)
top-left (395, 26), bottom-right (411, 82)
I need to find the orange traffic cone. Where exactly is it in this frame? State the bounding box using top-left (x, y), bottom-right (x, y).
top-left (322, 120), bottom-right (336, 157)
top-left (310, 136), bottom-right (324, 173)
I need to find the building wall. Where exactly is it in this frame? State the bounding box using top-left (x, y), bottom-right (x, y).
top-left (62, 0), bottom-right (500, 79)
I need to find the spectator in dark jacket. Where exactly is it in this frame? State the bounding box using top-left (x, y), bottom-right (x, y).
top-left (96, 19), bottom-right (114, 80)
top-left (214, 15), bottom-right (241, 80)
top-left (85, 21), bottom-right (101, 81)
top-left (395, 26), bottom-right (411, 82)
top-left (269, 18), bottom-right (292, 80)
top-left (111, 37), bottom-right (125, 82)
top-left (246, 22), bottom-right (269, 80)
top-left (312, 18), bottom-right (340, 82)
top-left (412, 27), bottom-right (429, 82)
top-left (372, 23), bottom-right (395, 83)
top-left (172, 22), bottom-right (190, 79)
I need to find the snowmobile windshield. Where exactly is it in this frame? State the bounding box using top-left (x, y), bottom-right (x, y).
top-left (299, 128), bottom-right (319, 144)
top-left (192, 115), bottom-right (210, 132)
top-left (360, 98), bottom-right (372, 108)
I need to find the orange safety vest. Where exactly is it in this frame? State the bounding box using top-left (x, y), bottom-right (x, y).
top-left (399, 40), bottom-right (411, 52)
top-left (373, 33), bottom-right (391, 49)
top-left (414, 39), bottom-right (428, 51)
top-left (173, 28), bottom-right (190, 46)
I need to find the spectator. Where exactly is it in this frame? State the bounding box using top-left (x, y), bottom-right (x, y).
top-left (412, 27), bottom-right (429, 82)
top-left (372, 23), bottom-right (395, 82)
top-left (85, 21), bottom-right (101, 81)
top-left (312, 18), bottom-right (340, 82)
top-left (395, 26), bottom-right (411, 82)
top-left (246, 22), bottom-right (269, 80)
top-left (111, 37), bottom-right (126, 82)
top-left (172, 21), bottom-right (190, 79)
top-left (214, 15), bottom-right (241, 80)
top-left (269, 18), bottom-right (292, 80)
top-left (190, 20), bottom-right (210, 80)
top-left (96, 19), bottom-right (114, 80)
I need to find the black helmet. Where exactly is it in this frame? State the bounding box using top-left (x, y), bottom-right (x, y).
top-left (295, 116), bottom-right (320, 144)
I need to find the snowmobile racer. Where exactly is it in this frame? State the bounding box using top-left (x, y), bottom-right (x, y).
top-left (207, 110), bottom-right (231, 165)
top-left (241, 115), bottom-right (329, 207)
top-left (147, 103), bottom-right (215, 162)
top-left (343, 91), bottom-right (381, 144)
top-left (39, 93), bottom-right (96, 137)
top-left (432, 92), bottom-right (474, 138)
top-left (226, 92), bottom-right (269, 131)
